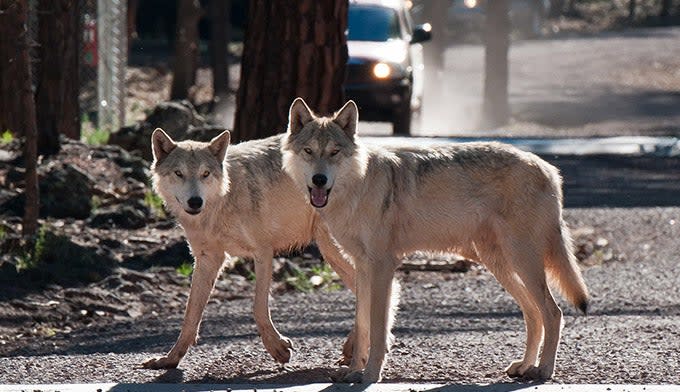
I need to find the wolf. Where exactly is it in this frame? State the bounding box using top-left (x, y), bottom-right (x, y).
top-left (142, 128), bottom-right (357, 369)
top-left (281, 98), bottom-right (590, 383)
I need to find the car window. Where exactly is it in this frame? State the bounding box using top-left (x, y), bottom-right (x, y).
top-left (348, 5), bottom-right (402, 41)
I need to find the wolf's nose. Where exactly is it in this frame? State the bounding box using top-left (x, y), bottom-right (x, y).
top-left (312, 174), bottom-right (327, 187)
top-left (187, 197), bottom-right (203, 209)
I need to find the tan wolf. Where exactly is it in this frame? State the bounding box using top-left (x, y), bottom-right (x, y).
top-left (143, 128), bottom-right (357, 369)
top-left (281, 98), bottom-right (589, 383)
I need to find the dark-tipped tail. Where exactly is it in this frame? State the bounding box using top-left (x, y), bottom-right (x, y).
top-left (546, 221), bottom-right (590, 313)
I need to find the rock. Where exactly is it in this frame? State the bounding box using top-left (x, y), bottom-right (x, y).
top-left (109, 100), bottom-right (209, 160)
top-left (39, 162), bottom-right (95, 219)
top-left (88, 199), bottom-right (149, 229)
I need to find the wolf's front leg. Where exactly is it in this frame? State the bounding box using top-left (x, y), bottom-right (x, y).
top-left (314, 224), bottom-right (357, 364)
top-left (253, 250), bottom-right (293, 363)
top-left (342, 261), bottom-right (372, 382)
top-left (361, 259), bottom-right (399, 383)
top-left (142, 251), bottom-right (224, 369)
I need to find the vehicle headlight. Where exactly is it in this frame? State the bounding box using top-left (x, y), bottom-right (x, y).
top-left (372, 62), bottom-right (392, 79)
top-left (464, 0), bottom-right (478, 8)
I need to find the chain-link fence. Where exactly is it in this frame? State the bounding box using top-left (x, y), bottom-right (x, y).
top-left (95, 0), bottom-right (127, 133)
top-left (24, 1), bottom-right (127, 136)
top-left (25, 0), bottom-right (129, 136)
top-left (78, 0), bottom-right (128, 134)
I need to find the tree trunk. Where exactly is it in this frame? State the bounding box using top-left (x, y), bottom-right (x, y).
top-left (628, 0), bottom-right (637, 22)
top-left (170, 0), bottom-right (202, 100)
top-left (421, 1), bottom-right (448, 71)
top-left (233, 0), bottom-right (348, 142)
top-left (128, 0), bottom-right (139, 52)
top-left (566, 0), bottom-right (578, 15)
top-left (482, 0), bottom-right (511, 129)
top-left (0, 0), bottom-right (39, 236)
top-left (0, 1), bottom-right (25, 137)
top-left (210, 0), bottom-right (231, 99)
top-left (34, 0), bottom-right (81, 156)
top-left (549, 0), bottom-right (565, 17)
top-left (659, 0), bottom-right (672, 21)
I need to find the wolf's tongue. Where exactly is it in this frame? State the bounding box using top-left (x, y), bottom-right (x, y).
top-left (310, 188), bottom-right (328, 208)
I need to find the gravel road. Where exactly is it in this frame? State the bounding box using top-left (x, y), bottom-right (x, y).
top-left (365, 27), bottom-right (680, 137)
top-left (1, 206), bottom-right (679, 385)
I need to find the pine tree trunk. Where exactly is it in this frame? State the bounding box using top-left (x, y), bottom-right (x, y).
top-left (210, 0), bottom-right (231, 99)
top-left (659, 0), bottom-right (672, 22)
top-left (34, 0), bottom-right (81, 156)
top-left (170, 0), bottom-right (202, 100)
top-left (0, 0), bottom-right (26, 137)
top-left (628, 0), bottom-right (637, 21)
top-left (128, 0), bottom-right (139, 52)
top-left (0, 0), bottom-right (39, 236)
top-left (233, 0), bottom-right (348, 142)
top-left (482, 0), bottom-right (511, 128)
top-left (422, 1), bottom-right (447, 71)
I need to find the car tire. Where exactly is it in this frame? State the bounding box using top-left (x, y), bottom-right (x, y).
top-left (392, 103), bottom-right (412, 136)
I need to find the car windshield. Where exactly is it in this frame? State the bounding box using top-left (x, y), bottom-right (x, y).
top-left (348, 5), bottom-right (401, 42)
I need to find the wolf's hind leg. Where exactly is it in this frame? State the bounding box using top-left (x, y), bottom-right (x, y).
top-left (142, 250), bottom-right (225, 369)
top-left (253, 249), bottom-right (294, 363)
top-left (514, 263), bottom-right (562, 380)
top-left (498, 233), bottom-right (562, 380)
top-left (475, 235), bottom-right (544, 379)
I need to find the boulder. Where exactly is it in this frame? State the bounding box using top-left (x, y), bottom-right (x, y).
top-left (88, 199), bottom-right (150, 229)
top-left (109, 100), bottom-right (218, 160)
top-left (39, 162), bottom-right (94, 219)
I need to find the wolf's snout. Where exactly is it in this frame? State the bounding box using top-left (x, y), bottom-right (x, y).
top-left (187, 197), bottom-right (203, 209)
top-left (312, 174), bottom-right (327, 187)
top-left (309, 174), bottom-right (331, 208)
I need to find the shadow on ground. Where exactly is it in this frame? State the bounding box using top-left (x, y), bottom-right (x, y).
top-left (544, 154), bottom-right (680, 207)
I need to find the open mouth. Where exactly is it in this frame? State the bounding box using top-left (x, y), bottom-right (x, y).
top-left (308, 187), bottom-right (331, 208)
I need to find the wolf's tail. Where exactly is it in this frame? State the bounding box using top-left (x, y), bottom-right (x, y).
top-left (545, 219), bottom-right (590, 314)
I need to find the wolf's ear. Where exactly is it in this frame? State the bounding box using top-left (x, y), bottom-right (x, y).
top-left (208, 130), bottom-right (230, 162)
top-left (151, 128), bottom-right (177, 163)
top-left (288, 97), bottom-right (315, 134)
top-left (333, 100), bottom-right (359, 139)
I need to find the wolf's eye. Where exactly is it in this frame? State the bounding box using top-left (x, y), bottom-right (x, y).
top-left (202, 170), bottom-right (210, 178)
top-left (330, 149), bottom-right (340, 157)
top-left (174, 170), bottom-right (183, 178)
top-left (303, 147), bottom-right (313, 155)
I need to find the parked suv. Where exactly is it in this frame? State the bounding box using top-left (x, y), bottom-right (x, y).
top-left (345, 0), bottom-right (431, 135)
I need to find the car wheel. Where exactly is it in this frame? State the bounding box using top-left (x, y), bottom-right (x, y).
top-left (392, 103), bottom-right (412, 136)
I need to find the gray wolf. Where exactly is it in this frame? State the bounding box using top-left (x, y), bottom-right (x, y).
top-left (281, 98), bottom-right (590, 383)
top-left (143, 129), bottom-right (356, 369)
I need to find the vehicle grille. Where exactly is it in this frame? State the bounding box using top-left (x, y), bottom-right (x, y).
top-left (346, 62), bottom-right (375, 85)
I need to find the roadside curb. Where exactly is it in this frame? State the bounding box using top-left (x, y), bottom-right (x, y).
top-left (363, 136), bottom-right (680, 157)
top-left (0, 383), bottom-right (677, 392)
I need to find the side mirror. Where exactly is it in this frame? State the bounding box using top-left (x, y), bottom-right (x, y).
top-left (411, 24), bottom-right (432, 44)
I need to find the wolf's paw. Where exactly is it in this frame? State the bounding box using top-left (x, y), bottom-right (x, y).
top-left (141, 356), bottom-right (180, 370)
top-left (342, 370), bottom-right (365, 383)
top-left (338, 333), bottom-right (354, 365)
top-left (505, 360), bottom-right (530, 378)
top-left (506, 361), bottom-right (552, 380)
top-left (337, 354), bottom-right (352, 366)
top-left (522, 365), bottom-right (553, 380)
top-left (361, 366), bottom-right (382, 383)
top-left (263, 335), bottom-right (294, 364)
